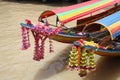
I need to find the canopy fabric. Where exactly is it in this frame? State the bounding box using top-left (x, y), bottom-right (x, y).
top-left (107, 21), bottom-right (120, 39)
top-left (39, 0), bottom-right (99, 19)
top-left (96, 11), bottom-right (120, 26)
top-left (39, 0), bottom-right (120, 24)
top-left (86, 11), bottom-right (120, 40)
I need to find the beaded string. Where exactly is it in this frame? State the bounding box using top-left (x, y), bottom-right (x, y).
top-left (70, 39), bottom-right (97, 77)
top-left (79, 48), bottom-right (88, 77)
top-left (21, 19), bottom-right (62, 61)
top-left (21, 27), bottom-right (30, 50)
top-left (49, 38), bottom-right (54, 53)
top-left (68, 46), bottom-right (78, 70)
top-left (88, 50), bottom-right (96, 71)
top-left (39, 36), bottom-right (48, 60)
top-left (33, 33), bottom-right (41, 61)
top-left (32, 22), bottom-right (61, 61)
top-left (32, 25), bottom-right (48, 61)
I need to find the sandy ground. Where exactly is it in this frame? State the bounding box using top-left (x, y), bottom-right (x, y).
top-left (0, 0), bottom-right (120, 80)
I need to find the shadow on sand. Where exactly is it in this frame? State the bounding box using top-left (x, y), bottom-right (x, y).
top-left (33, 46), bottom-right (71, 80)
top-left (84, 56), bottom-right (120, 80)
top-left (32, 46), bottom-right (120, 80)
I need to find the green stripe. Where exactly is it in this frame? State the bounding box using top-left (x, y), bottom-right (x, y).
top-left (57, 0), bottom-right (108, 19)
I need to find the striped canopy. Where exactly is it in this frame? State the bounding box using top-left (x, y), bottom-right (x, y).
top-left (39, 0), bottom-right (120, 24)
top-left (84, 11), bottom-right (120, 40)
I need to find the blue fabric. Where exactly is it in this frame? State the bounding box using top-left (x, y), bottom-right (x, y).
top-left (113, 30), bottom-right (120, 39)
top-left (96, 11), bottom-right (120, 27)
top-left (20, 23), bottom-right (34, 29)
top-left (95, 11), bottom-right (120, 39)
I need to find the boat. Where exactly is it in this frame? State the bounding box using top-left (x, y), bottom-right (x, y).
top-left (73, 11), bottom-right (120, 56)
top-left (20, 1), bottom-right (120, 77)
top-left (39, 0), bottom-right (120, 43)
top-left (49, 4), bottom-right (120, 43)
top-left (20, 0), bottom-right (120, 61)
top-left (67, 11), bottom-right (120, 77)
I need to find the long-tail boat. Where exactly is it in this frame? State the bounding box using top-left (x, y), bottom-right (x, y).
top-left (39, 0), bottom-right (120, 43)
top-left (68, 11), bottom-right (120, 77)
top-left (20, 0), bottom-right (120, 61)
top-left (20, 0), bottom-right (120, 77)
top-left (79, 11), bottom-right (120, 56)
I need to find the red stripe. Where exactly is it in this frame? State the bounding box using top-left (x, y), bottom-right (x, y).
top-left (40, 0), bottom-right (100, 18)
top-left (61, 0), bottom-right (120, 24)
top-left (52, 0), bottom-right (100, 14)
top-left (111, 25), bottom-right (120, 34)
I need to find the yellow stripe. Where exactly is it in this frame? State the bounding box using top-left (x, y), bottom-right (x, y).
top-left (106, 20), bottom-right (120, 39)
top-left (107, 21), bottom-right (120, 31)
top-left (60, 0), bottom-right (112, 21)
top-left (59, 0), bottom-right (113, 21)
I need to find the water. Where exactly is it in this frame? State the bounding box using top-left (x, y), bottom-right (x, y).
top-left (0, 0), bottom-right (120, 80)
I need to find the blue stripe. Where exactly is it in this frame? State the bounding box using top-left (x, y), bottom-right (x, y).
top-left (113, 30), bottom-right (120, 39)
top-left (96, 11), bottom-right (120, 26)
top-left (20, 23), bottom-right (34, 29)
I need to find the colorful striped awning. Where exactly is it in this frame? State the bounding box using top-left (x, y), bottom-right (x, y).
top-left (85, 11), bottom-right (120, 40)
top-left (39, 0), bottom-right (120, 24)
top-left (96, 11), bottom-right (120, 40)
top-left (106, 21), bottom-right (120, 39)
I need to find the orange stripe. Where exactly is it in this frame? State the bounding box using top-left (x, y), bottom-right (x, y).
top-left (77, 47), bottom-right (81, 67)
top-left (111, 25), bottom-right (120, 33)
top-left (107, 21), bottom-right (120, 34)
top-left (59, 0), bottom-right (113, 21)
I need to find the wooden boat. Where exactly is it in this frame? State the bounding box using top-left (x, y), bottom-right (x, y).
top-left (82, 45), bottom-right (120, 56)
top-left (49, 5), bottom-right (120, 43)
top-left (39, 0), bottom-right (120, 43)
top-left (20, 0), bottom-right (120, 62)
top-left (77, 11), bottom-right (120, 56)
top-left (67, 10), bottom-right (120, 77)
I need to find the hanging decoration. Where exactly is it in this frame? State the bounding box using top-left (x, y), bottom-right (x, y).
top-left (21, 19), bottom-right (33, 50)
top-left (49, 38), bottom-right (54, 53)
top-left (21, 27), bottom-right (30, 50)
top-left (79, 48), bottom-right (88, 77)
top-left (68, 46), bottom-right (78, 70)
top-left (20, 19), bottom-right (62, 61)
top-left (68, 39), bottom-right (98, 77)
top-left (88, 50), bottom-right (96, 71)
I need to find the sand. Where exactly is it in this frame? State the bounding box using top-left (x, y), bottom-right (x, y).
top-left (0, 0), bottom-right (120, 80)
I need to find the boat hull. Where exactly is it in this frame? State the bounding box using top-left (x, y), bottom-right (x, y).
top-left (49, 5), bottom-right (120, 43)
top-left (84, 46), bottom-right (120, 56)
top-left (95, 51), bottom-right (120, 56)
top-left (49, 34), bottom-right (83, 43)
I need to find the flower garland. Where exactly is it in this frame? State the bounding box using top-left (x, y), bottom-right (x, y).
top-left (20, 19), bottom-right (61, 61)
top-left (21, 26), bottom-right (30, 50)
top-left (68, 39), bottom-right (98, 77)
